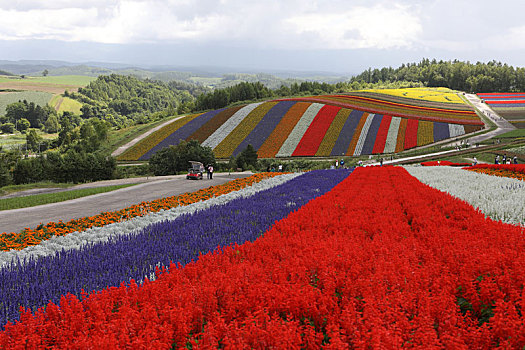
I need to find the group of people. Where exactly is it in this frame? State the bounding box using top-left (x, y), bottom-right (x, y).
top-left (495, 155), bottom-right (519, 164)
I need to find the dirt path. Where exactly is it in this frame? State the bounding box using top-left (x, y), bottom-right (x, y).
top-left (0, 172), bottom-right (253, 234)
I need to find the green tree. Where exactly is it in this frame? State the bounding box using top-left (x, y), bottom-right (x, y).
top-left (149, 140), bottom-right (215, 176)
top-left (17, 118), bottom-right (30, 132)
top-left (44, 114), bottom-right (60, 133)
top-left (0, 123), bottom-right (15, 134)
top-left (42, 69), bottom-right (49, 77)
top-left (235, 144), bottom-right (258, 170)
top-left (26, 129), bottom-right (43, 152)
top-left (12, 157), bottom-right (45, 184)
top-left (5, 101), bottom-right (26, 123)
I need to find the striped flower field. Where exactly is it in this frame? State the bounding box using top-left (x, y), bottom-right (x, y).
top-left (118, 91), bottom-right (483, 161)
top-left (0, 166), bottom-right (524, 348)
top-left (478, 92), bottom-right (525, 129)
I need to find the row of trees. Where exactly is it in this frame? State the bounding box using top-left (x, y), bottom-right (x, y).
top-left (0, 148), bottom-right (116, 185)
top-left (350, 59), bottom-right (525, 93)
top-left (193, 81), bottom-right (339, 111)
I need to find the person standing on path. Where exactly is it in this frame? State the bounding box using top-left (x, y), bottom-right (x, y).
top-left (208, 165), bottom-right (214, 179)
top-left (206, 165), bottom-right (211, 179)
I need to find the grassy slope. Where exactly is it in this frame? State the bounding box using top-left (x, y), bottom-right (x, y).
top-left (49, 95), bottom-right (83, 114)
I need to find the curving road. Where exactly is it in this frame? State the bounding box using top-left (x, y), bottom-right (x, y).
top-left (0, 172), bottom-right (252, 234)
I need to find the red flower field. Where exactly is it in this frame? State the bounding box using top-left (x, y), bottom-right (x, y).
top-left (2, 167), bottom-right (524, 348)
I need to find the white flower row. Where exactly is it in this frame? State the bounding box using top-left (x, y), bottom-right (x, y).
top-left (276, 103), bottom-right (324, 157)
top-left (202, 102), bottom-right (263, 150)
top-left (353, 114), bottom-right (375, 156)
top-left (384, 117), bottom-right (401, 153)
top-left (0, 173), bottom-right (303, 268)
top-left (405, 166), bottom-right (525, 226)
top-left (509, 145), bottom-right (525, 155)
top-left (448, 124), bottom-right (465, 138)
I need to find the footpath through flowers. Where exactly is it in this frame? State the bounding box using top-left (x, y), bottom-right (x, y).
top-left (1, 166), bottom-right (524, 348)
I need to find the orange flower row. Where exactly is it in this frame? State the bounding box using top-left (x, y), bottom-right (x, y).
top-left (466, 168), bottom-right (525, 181)
top-left (0, 173), bottom-right (285, 252)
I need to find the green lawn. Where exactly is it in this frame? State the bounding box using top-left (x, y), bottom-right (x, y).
top-left (494, 129), bottom-right (525, 139)
top-left (0, 184), bottom-right (136, 210)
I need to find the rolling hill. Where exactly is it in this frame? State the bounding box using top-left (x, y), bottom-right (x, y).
top-left (117, 89), bottom-right (484, 161)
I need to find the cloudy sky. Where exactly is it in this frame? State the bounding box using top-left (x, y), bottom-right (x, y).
top-left (1, 0), bottom-right (525, 74)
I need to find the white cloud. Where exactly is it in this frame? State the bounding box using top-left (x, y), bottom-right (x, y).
top-left (0, 0), bottom-right (423, 49)
top-left (285, 4), bottom-right (422, 49)
top-left (482, 25), bottom-right (525, 51)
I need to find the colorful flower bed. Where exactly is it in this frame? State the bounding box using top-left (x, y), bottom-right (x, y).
top-left (257, 102), bottom-right (311, 158)
top-left (214, 102), bottom-right (278, 158)
top-left (140, 108), bottom-right (227, 160)
top-left (201, 103), bottom-right (262, 150)
top-left (232, 101), bottom-right (296, 157)
top-left (275, 103), bottom-right (324, 157)
top-left (0, 170), bottom-right (351, 329)
top-left (117, 114), bottom-right (201, 161)
top-left (123, 91), bottom-right (484, 161)
top-left (477, 93), bottom-right (525, 129)
top-left (186, 106), bottom-right (244, 144)
top-left (2, 167), bottom-right (525, 348)
top-left (292, 104), bottom-right (339, 156)
top-left (280, 94), bottom-right (482, 125)
top-left (364, 87), bottom-right (465, 104)
top-left (0, 173), bottom-right (283, 252)
top-left (465, 164), bottom-right (525, 181)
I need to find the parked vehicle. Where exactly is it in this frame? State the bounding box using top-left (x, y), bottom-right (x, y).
top-left (186, 161), bottom-right (204, 180)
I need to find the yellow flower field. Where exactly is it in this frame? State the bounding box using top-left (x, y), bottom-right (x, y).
top-left (363, 87), bottom-right (464, 104)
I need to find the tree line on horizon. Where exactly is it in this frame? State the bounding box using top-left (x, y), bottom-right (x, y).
top-left (350, 59), bottom-right (525, 93)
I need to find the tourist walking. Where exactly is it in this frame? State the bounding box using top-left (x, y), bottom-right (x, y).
top-left (208, 165), bottom-right (214, 179)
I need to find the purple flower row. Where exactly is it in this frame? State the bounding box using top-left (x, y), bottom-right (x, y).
top-left (0, 169), bottom-right (352, 328)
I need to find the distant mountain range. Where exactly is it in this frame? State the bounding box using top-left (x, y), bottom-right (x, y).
top-left (0, 60), bottom-right (351, 89)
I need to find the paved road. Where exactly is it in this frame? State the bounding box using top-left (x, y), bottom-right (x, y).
top-left (0, 172), bottom-right (252, 234)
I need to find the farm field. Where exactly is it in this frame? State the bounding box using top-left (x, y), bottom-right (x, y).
top-left (119, 90), bottom-right (483, 161)
top-left (478, 93), bottom-right (525, 129)
top-left (0, 91), bottom-right (53, 116)
top-left (0, 166), bottom-right (524, 347)
top-left (0, 75), bottom-right (94, 94)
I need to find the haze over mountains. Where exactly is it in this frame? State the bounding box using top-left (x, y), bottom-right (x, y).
top-left (0, 59), bottom-right (351, 86)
